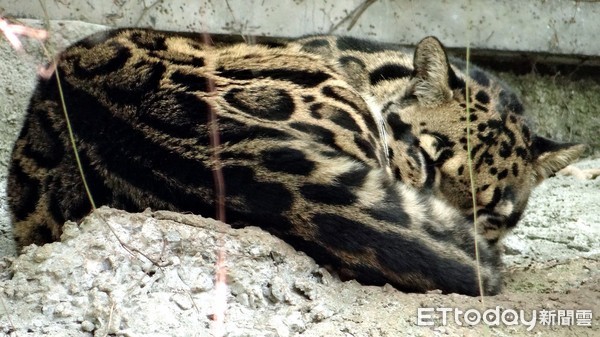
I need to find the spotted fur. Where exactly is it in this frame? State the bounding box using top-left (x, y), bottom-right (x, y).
top-left (8, 29), bottom-right (584, 295)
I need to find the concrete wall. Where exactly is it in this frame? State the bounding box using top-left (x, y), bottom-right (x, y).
top-left (2, 0), bottom-right (600, 57)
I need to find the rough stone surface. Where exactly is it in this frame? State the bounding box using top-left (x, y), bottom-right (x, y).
top-left (0, 203), bottom-right (598, 336)
top-left (500, 73), bottom-right (600, 154)
top-left (0, 20), bottom-right (599, 336)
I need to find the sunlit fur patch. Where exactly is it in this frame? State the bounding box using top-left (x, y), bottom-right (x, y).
top-left (354, 169), bottom-right (389, 207)
top-left (418, 133), bottom-right (442, 161)
top-left (363, 95), bottom-right (389, 165)
top-left (310, 155), bottom-right (358, 184)
top-left (396, 184), bottom-right (428, 225)
top-left (494, 199), bottom-right (514, 217)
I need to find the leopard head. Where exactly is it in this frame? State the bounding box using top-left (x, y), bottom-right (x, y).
top-left (391, 36), bottom-right (586, 241)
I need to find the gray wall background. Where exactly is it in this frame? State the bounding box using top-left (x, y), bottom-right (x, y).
top-left (2, 0), bottom-right (600, 58)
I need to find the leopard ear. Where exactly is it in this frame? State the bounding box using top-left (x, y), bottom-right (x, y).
top-left (531, 135), bottom-right (586, 183)
top-left (411, 36), bottom-right (453, 107)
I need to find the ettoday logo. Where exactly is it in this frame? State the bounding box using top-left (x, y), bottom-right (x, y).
top-left (417, 307), bottom-right (593, 331)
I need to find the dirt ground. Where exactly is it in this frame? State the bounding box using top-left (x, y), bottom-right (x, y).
top-left (0, 20), bottom-right (598, 336)
top-left (0, 177), bottom-right (598, 337)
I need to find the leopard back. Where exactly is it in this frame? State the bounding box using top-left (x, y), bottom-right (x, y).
top-left (8, 29), bottom-right (584, 295)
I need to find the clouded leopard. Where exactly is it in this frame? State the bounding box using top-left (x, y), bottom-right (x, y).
top-left (8, 28), bottom-right (584, 295)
